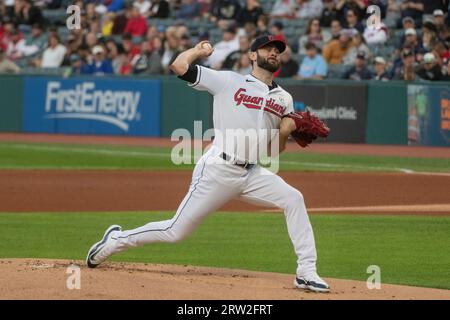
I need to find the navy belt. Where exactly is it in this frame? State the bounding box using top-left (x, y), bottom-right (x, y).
top-left (221, 153), bottom-right (255, 170)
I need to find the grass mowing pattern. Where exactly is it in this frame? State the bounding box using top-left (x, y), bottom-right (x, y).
top-left (0, 211), bottom-right (449, 290)
top-left (0, 142), bottom-right (449, 173)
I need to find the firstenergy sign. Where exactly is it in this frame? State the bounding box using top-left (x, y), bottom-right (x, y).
top-left (44, 81), bottom-right (141, 131)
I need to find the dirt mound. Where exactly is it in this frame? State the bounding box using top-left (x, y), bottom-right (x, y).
top-left (0, 259), bottom-right (449, 300)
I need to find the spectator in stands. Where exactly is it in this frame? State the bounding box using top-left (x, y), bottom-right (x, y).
top-left (86, 2), bottom-right (101, 24)
top-left (343, 8), bottom-right (364, 34)
top-left (106, 40), bottom-right (127, 74)
top-left (271, 0), bottom-right (296, 19)
top-left (432, 9), bottom-right (449, 39)
top-left (206, 24), bottom-right (239, 69)
top-left (256, 14), bottom-right (270, 37)
top-left (416, 52), bottom-right (443, 80)
top-left (133, 39), bottom-right (163, 74)
top-left (83, 45), bottom-right (114, 75)
top-left (422, 21), bottom-right (439, 51)
top-left (233, 53), bottom-right (252, 75)
top-left (329, 19), bottom-right (343, 40)
top-left (237, 0), bottom-right (264, 27)
top-left (342, 51), bottom-right (373, 80)
top-left (161, 26), bottom-right (180, 73)
top-left (222, 35), bottom-right (250, 70)
top-left (177, 0), bottom-right (201, 20)
top-left (40, 33), bottom-right (66, 68)
top-left (245, 21), bottom-right (259, 39)
top-left (390, 48), bottom-right (416, 80)
top-left (209, 0), bottom-right (241, 28)
top-left (18, 23), bottom-right (46, 57)
top-left (400, 0), bottom-right (424, 27)
top-left (320, 0), bottom-right (339, 27)
top-left (323, 28), bottom-right (354, 64)
top-left (69, 53), bottom-right (87, 75)
top-left (423, 1), bottom-right (448, 21)
top-left (16, 0), bottom-right (44, 26)
top-left (432, 41), bottom-right (450, 64)
top-left (364, 22), bottom-right (389, 46)
top-left (373, 56), bottom-right (390, 81)
top-left (148, 0), bottom-right (170, 18)
top-left (343, 31), bottom-right (372, 66)
top-left (270, 21), bottom-right (286, 42)
top-left (133, 0), bottom-right (151, 17)
top-left (296, 42), bottom-right (328, 80)
top-left (336, 0), bottom-right (366, 23)
top-left (295, 0), bottom-right (323, 19)
top-left (85, 32), bottom-right (99, 51)
top-left (0, 44), bottom-right (20, 73)
top-left (122, 32), bottom-right (141, 61)
top-left (124, 6), bottom-right (148, 37)
top-left (401, 28), bottom-right (423, 53)
top-left (112, 4), bottom-right (131, 35)
top-left (298, 18), bottom-right (331, 55)
top-left (102, 12), bottom-right (116, 37)
top-left (5, 29), bottom-right (24, 60)
top-left (276, 45), bottom-right (299, 78)
top-left (179, 33), bottom-right (193, 51)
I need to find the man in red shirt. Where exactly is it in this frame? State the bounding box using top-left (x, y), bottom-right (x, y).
top-left (124, 6), bottom-right (148, 37)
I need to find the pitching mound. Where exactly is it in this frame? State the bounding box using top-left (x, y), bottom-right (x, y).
top-left (1, 259), bottom-right (449, 300)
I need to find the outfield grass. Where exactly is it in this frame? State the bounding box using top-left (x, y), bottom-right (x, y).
top-left (0, 212), bottom-right (449, 290)
top-left (0, 142), bottom-right (449, 173)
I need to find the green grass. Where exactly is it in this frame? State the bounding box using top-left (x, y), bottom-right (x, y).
top-left (0, 211), bottom-right (449, 290)
top-left (0, 142), bottom-right (449, 173)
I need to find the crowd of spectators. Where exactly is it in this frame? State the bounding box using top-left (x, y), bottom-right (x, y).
top-left (0, 0), bottom-right (449, 81)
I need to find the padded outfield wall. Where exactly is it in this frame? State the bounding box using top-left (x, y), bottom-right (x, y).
top-left (0, 75), bottom-right (448, 146)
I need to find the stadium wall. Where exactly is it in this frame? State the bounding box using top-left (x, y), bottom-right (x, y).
top-left (0, 75), bottom-right (449, 146)
top-left (0, 75), bottom-right (23, 132)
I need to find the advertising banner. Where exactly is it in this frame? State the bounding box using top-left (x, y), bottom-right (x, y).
top-left (23, 77), bottom-right (161, 136)
top-left (407, 85), bottom-right (450, 146)
top-left (285, 83), bottom-right (367, 143)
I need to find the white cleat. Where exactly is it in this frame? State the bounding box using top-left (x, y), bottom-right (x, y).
top-left (86, 225), bottom-right (122, 268)
top-left (294, 273), bottom-right (330, 293)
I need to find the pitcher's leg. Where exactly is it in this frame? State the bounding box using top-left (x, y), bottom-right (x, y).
top-left (240, 167), bottom-right (317, 277)
top-left (114, 171), bottom-right (240, 251)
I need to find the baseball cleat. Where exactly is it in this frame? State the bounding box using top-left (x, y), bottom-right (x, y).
top-left (294, 273), bottom-right (330, 293)
top-left (86, 225), bottom-right (122, 268)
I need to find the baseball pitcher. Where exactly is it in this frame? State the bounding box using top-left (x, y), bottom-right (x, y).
top-left (86, 35), bottom-right (330, 293)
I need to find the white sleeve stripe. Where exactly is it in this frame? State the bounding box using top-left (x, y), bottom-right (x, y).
top-left (190, 65), bottom-right (202, 87)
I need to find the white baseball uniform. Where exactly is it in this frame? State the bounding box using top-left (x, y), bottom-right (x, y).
top-left (111, 66), bottom-right (318, 277)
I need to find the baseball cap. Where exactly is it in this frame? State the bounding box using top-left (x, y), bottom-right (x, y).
top-left (356, 51), bottom-right (366, 60)
top-left (433, 9), bottom-right (444, 16)
top-left (92, 45), bottom-right (104, 55)
top-left (402, 16), bottom-right (415, 25)
top-left (250, 35), bottom-right (286, 53)
top-left (374, 56), bottom-right (386, 64)
top-left (423, 52), bottom-right (436, 64)
top-left (402, 49), bottom-right (414, 58)
top-left (405, 28), bottom-right (416, 36)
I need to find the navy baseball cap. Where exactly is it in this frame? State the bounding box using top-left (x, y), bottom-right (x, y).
top-left (250, 35), bottom-right (286, 53)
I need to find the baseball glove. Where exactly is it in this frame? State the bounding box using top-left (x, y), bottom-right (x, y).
top-left (287, 111), bottom-right (330, 148)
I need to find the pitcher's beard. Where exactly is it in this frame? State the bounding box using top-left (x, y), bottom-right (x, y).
top-left (256, 53), bottom-right (280, 73)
